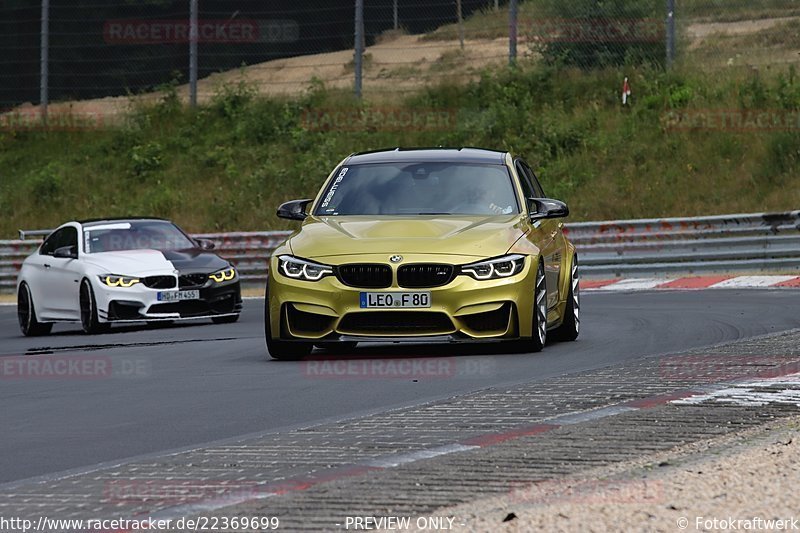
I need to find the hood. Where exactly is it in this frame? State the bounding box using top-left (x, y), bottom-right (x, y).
top-left (82, 249), bottom-right (228, 275)
top-left (289, 215), bottom-right (527, 259)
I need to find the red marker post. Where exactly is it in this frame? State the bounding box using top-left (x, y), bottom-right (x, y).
top-left (622, 77), bottom-right (632, 105)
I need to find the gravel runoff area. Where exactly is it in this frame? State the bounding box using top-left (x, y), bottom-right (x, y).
top-left (411, 414), bottom-right (800, 533)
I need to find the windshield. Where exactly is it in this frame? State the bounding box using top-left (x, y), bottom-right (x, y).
top-left (314, 162), bottom-right (520, 216)
top-left (82, 220), bottom-right (196, 253)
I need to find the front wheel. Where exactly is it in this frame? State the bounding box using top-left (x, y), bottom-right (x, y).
top-left (264, 279), bottom-right (313, 361)
top-left (18, 283), bottom-right (53, 337)
top-left (551, 256), bottom-right (580, 342)
top-left (509, 260), bottom-right (547, 353)
top-left (80, 279), bottom-right (110, 334)
top-left (528, 260), bottom-right (548, 352)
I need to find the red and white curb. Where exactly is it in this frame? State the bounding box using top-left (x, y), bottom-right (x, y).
top-left (584, 275), bottom-right (800, 292)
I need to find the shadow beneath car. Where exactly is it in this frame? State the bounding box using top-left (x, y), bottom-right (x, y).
top-left (272, 339), bottom-right (560, 362)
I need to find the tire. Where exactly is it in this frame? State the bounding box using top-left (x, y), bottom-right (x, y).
top-left (212, 314), bottom-right (240, 325)
top-left (510, 260), bottom-right (547, 353)
top-left (80, 279), bottom-right (110, 334)
top-left (264, 279), bottom-right (313, 361)
top-left (17, 283), bottom-right (53, 337)
top-left (551, 255), bottom-right (580, 342)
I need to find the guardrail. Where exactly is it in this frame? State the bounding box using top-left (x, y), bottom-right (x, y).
top-left (564, 210), bottom-right (800, 275)
top-left (2, 210), bottom-right (798, 293)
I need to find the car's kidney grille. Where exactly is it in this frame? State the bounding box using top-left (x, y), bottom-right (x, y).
top-left (179, 273), bottom-right (208, 289)
top-left (142, 275), bottom-right (177, 289)
top-left (336, 264), bottom-right (392, 289)
top-left (397, 264), bottom-right (455, 288)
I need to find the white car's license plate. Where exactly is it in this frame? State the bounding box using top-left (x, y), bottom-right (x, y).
top-left (157, 290), bottom-right (200, 302)
top-left (360, 292), bottom-right (431, 308)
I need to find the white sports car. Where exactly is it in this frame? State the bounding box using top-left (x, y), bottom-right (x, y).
top-left (16, 218), bottom-right (242, 336)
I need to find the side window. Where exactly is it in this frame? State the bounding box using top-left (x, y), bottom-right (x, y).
top-left (62, 227), bottom-right (78, 249)
top-left (39, 227), bottom-right (78, 256)
top-left (39, 229), bottom-right (64, 256)
top-left (520, 160), bottom-right (545, 197)
top-left (514, 161), bottom-right (536, 201)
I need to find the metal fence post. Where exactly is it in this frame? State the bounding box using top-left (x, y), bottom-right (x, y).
top-left (666, 0), bottom-right (675, 67)
top-left (508, 0), bottom-right (517, 65)
top-left (393, 0), bottom-right (398, 30)
top-left (189, 0), bottom-right (199, 107)
top-left (40, 0), bottom-right (49, 123)
top-left (354, 0), bottom-right (364, 99)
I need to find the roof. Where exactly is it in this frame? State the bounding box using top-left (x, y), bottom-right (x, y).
top-left (79, 217), bottom-right (170, 226)
top-left (346, 147), bottom-right (507, 165)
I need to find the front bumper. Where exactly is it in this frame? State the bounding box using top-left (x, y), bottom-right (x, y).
top-left (95, 279), bottom-right (242, 322)
top-left (268, 254), bottom-right (538, 342)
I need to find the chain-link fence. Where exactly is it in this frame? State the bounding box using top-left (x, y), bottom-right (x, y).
top-left (1, 0), bottom-right (799, 118)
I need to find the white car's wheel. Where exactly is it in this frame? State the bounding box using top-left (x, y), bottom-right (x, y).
top-left (18, 282), bottom-right (53, 337)
top-left (80, 279), bottom-right (110, 334)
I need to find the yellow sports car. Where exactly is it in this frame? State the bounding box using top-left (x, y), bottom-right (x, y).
top-left (265, 148), bottom-right (579, 360)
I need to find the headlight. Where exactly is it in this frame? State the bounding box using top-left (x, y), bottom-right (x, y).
top-left (460, 254), bottom-right (525, 280)
top-left (277, 255), bottom-right (333, 281)
top-left (100, 275), bottom-right (140, 288)
top-left (209, 267), bottom-right (236, 283)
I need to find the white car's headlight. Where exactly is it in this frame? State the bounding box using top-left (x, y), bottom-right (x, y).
top-left (100, 274), bottom-right (141, 288)
top-left (277, 255), bottom-right (333, 281)
top-left (460, 254), bottom-right (525, 280)
top-left (209, 267), bottom-right (236, 283)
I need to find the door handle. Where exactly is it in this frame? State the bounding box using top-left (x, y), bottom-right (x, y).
top-left (43, 264), bottom-right (51, 269)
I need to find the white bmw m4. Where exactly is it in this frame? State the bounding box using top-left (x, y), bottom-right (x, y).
top-left (16, 218), bottom-right (242, 335)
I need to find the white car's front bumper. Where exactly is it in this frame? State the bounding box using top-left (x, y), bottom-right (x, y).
top-left (92, 277), bottom-right (242, 322)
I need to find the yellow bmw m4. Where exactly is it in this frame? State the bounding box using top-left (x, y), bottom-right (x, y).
top-left (265, 148), bottom-right (579, 360)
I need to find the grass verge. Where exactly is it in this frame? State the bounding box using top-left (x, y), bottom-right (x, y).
top-left (1, 60), bottom-right (799, 237)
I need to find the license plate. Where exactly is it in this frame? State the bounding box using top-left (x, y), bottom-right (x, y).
top-left (360, 292), bottom-right (431, 308)
top-left (157, 290), bottom-right (200, 302)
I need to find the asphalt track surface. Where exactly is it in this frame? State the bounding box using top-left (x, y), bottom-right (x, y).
top-left (2, 290), bottom-right (800, 484)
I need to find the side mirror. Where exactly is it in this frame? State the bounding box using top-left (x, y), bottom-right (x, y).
top-left (277, 198), bottom-right (313, 221)
top-left (54, 245), bottom-right (78, 259)
top-left (195, 238), bottom-right (216, 251)
top-left (529, 198), bottom-right (569, 220)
